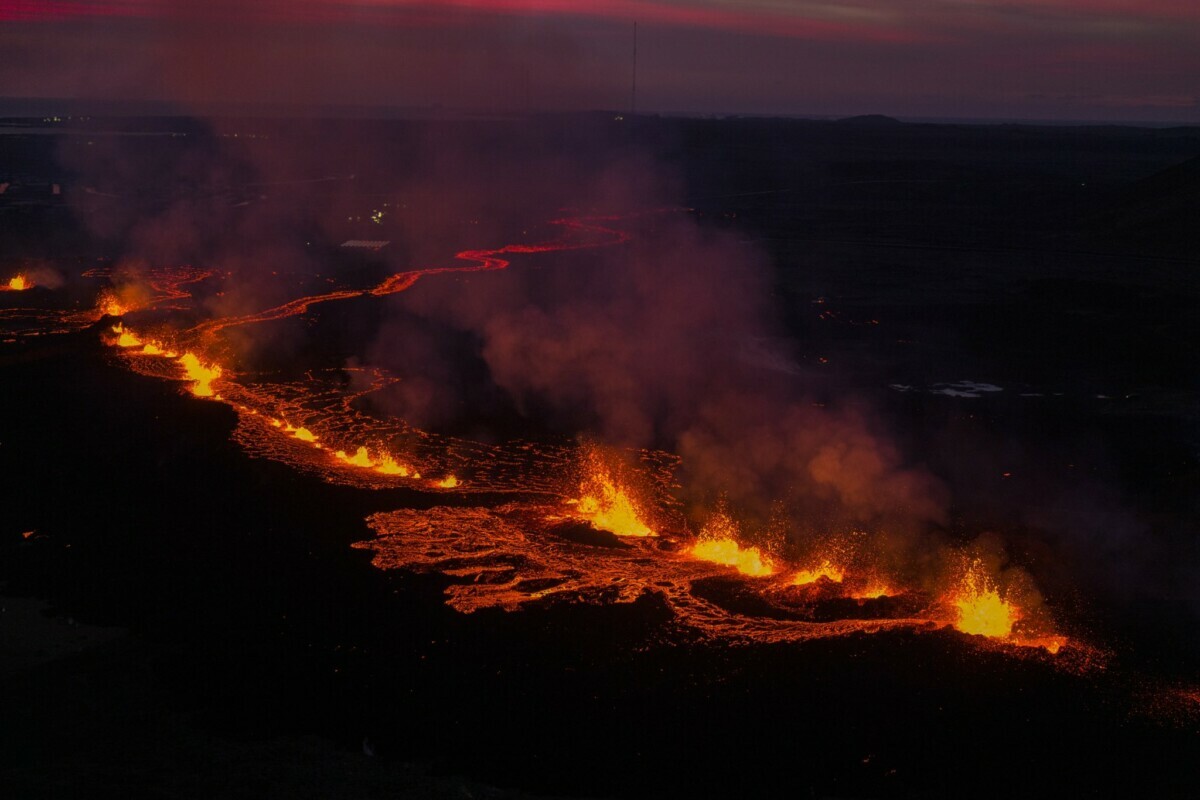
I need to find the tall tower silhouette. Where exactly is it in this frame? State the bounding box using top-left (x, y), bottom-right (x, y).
top-left (630, 22), bottom-right (638, 116)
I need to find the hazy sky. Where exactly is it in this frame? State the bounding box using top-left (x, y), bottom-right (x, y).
top-left (2, 0), bottom-right (1197, 121)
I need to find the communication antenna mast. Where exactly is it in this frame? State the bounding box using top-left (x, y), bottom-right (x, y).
top-left (630, 21), bottom-right (638, 116)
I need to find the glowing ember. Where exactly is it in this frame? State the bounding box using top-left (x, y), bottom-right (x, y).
top-left (568, 451), bottom-right (653, 537)
top-left (689, 508), bottom-right (775, 577)
top-left (6, 275), bottom-right (29, 291)
top-left (950, 559), bottom-right (1017, 639)
top-left (792, 560), bottom-right (846, 586)
top-left (177, 353), bottom-right (222, 398)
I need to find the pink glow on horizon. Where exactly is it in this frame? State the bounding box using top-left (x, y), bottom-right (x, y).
top-left (0, 0), bottom-right (932, 44)
top-left (1, 0), bottom-right (1195, 120)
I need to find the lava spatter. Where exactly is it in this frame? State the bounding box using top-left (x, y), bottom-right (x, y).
top-left (689, 506), bottom-right (776, 577)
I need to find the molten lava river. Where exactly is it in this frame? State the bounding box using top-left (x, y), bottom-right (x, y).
top-left (1, 215), bottom-right (1095, 668)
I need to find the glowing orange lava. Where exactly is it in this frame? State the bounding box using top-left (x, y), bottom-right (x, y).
top-left (96, 290), bottom-right (126, 317)
top-left (329, 445), bottom-right (422, 478)
top-left (689, 508), bottom-right (775, 577)
top-left (178, 353), bottom-right (222, 398)
top-left (567, 451), bottom-right (654, 537)
top-left (949, 559), bottom-right (1017, 639)
top-left (112, 323), bottom-right (143, 348)
top-left (792, 560), bottom-right (846, 586)
top-left (6, 275), bottom-right (29, 291)
top-left (376, 454), bottom-right (413, 477)
top-left (335, 446), bottom-right (375, 468)
top-left (290, 426), bottom-right (317, 443)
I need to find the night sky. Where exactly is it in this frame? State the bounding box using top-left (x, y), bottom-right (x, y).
top-left (2, 0), bottom-right (1198, 122)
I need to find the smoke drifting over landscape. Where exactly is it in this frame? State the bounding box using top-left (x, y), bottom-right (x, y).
top-left (55, 108), bottom-right (956, 552)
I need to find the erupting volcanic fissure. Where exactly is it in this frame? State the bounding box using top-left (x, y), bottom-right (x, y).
top-left (564, 447), bottom-right (655, 537)
top-left (2, 210), bottom-right (1084, 663)
top-left (690, 505), bottom-right (776, 577)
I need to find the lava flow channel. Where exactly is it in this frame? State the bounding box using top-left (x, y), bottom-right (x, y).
top-left (355, 502), bottom-right (939, 646)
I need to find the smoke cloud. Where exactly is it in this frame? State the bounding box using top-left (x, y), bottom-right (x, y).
top-left (341, 126), bottom-right (950, 539)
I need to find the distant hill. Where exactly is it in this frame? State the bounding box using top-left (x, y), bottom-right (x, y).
top-left (834, 114), bottom-right (904, 127)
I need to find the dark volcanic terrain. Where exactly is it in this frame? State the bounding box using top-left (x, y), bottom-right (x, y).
top-left (2, 114), bottom-right (1198, 798)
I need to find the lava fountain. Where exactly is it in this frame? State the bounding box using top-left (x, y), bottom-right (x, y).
top-left (565, 447), bottom-right (655, 537)
top-left (690, 506), bottom-right (776, 577)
